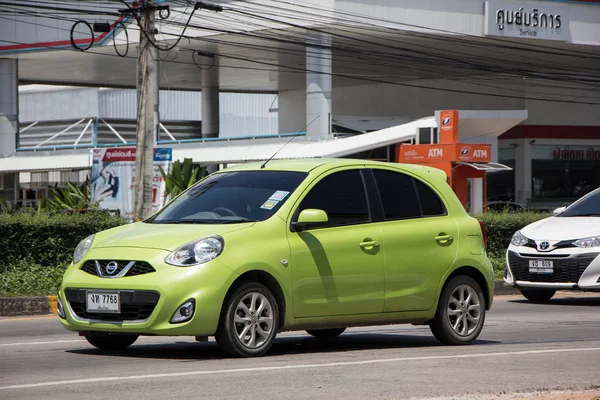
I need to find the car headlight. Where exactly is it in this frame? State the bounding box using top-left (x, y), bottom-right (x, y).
top-left (573, 236), bottom-right (600, 248)
top-left (510, 231), bottom-right (528, 246)
top-left (73, 234), bottom-right (95, 264)
top-left (165, 236), bottom-right (224, 267)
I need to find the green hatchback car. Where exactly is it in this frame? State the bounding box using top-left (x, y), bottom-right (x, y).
top-left (58, 158), bottom-right (493, 357)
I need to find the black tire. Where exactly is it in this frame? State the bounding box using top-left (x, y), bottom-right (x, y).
top-left (520, 288), bottom-right (556, 303)
top-left (84, 333), bottom-right (138, 350)
top-left (215, 282), bottom-right (280, 357)
top-left (306, 328), bottom-right (346, 339)
top-left (429, 275), bottom-right (486, 345)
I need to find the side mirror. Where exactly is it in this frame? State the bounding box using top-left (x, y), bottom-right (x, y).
top-left (553, 206), bottom-right (567, 216)
top-left (292, 209), bottom-right (328, 232)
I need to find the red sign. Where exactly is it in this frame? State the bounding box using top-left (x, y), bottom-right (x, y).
top-left (439, 110), bottom-right (459, 144)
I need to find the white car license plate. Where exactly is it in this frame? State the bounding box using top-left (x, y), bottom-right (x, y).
top-left (86, 291), bottom-right (120, 313)
top-left (529, 259), bottom-right (553, 274)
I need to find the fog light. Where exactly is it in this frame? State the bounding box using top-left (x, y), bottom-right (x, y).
top-left (57, 297), bottom-right (66, 319)
top-left (171, 299), bottom-right (195, 323)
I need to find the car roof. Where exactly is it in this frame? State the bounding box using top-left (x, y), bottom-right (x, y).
top-left (220, 158), bottom-right (448, 182)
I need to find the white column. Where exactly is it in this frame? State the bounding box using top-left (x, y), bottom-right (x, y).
top-left (306, 34), bottom-right (332, 141)
top-left (201, 54), bottom-right (219, 140)
top-left (469, 178), bottom-right (484, 214)
top-left (0, 59), bottom-right (18, 157)
top-left (278, 89), bottom-right (306, 134)
top-left (515, 139), bottom-right (532, 205)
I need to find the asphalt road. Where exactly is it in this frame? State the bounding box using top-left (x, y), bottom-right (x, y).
top-left (1, 294), bottom-right (600, 400)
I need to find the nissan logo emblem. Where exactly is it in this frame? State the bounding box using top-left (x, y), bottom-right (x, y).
top-left (539, 242), bottom-right (550, 251)
top-left (105, 261), bottom-right (119, 275)
top-left (442, 117), bottom-right (450, 125)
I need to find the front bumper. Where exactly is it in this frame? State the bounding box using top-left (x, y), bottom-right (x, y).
top-left (504, 245), bottom-right (600, 290)
top-left (58, 247), bottom-right (236, 336)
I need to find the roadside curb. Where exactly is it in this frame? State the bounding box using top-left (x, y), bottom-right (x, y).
top-left (0, 296), bottom-right (58, 317)
top-left (493, 280), bottom-right (521, 296)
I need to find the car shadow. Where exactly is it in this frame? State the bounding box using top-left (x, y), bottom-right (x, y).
top-left (66, 332), bottom-right (499, 360)
top-left (508, 295), bottom-right (600, 307)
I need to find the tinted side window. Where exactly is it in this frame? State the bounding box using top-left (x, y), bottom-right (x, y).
top-left (298, 170), bottom-right (369, 227)
top-left (372, 169), bottom-right (421, 220)
top-left (414, 179), bottom-right (446, 216)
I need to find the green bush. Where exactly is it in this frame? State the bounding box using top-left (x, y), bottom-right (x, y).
top-left (477, 211), bottom-right (550, 258)
top-left (0, 261), bottom-right (65, 297)
top-left (0, 211), bottom-right (126, 272)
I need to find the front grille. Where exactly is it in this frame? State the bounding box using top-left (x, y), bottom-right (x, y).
top-left (508, 251), bottom-right (598, 283)
top-left (65, 288), bottom-right (159, 321)
top-left (523, 239), bottom-right (576, 251)
top-left (81, 260), bottom-right (156, 278)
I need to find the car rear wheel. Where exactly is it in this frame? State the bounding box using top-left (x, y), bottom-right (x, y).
top-left (216, 282), bottom-right (279, 357)
top-left (306, 328), bottom-right (346, 338)
top-left (429, 275), bottom-right (486, 345)
top-left (84, 333), bottom-right (138, 350)
top-left (520, 288), bottom-right (556, 303)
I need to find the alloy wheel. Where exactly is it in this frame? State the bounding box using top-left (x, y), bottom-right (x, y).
top-left (233, 292), bottom-right (274, 349)
top-left (447, 284), bottom-right (481, 336)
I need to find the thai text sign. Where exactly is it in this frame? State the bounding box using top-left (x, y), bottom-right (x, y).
top-left (484, 1), bottom-right (569, 41)
top-left (91, 148), bottom-right (172, 220)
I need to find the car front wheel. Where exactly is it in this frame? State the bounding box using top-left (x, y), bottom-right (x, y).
top-left (520, 288), bottom-right (556, 303)
top-left (429, 275), bottom-right (486, 345)
top-left (216, 282), bottom-right (279, 357)
top-left (84, 333), bottom-right (139, 350)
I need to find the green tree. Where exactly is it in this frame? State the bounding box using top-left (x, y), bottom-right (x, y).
top-left (159, 158), bottom-right (207, 198)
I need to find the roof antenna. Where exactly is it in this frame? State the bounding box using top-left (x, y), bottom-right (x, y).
top-left (261, 115), bottom-right (320, 169)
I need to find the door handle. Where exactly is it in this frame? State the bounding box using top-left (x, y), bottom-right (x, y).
top-left (435, 234), bottom-right (454, 244)
top-left (359, 240), bottom-right (380, 249)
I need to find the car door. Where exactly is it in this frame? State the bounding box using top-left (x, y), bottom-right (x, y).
top-left (369, 168), bottom-right (459, 312)
top-left (288, 168), bottom-right (385, 318)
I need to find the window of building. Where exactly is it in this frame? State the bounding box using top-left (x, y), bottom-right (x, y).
top-left (298, 169), bottom-right (369, 227)
top-left (532, 145), bottom-right (600, 200)
top-left (487, 147), bottom-right (516, 202)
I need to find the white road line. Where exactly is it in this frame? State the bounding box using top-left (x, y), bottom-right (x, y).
top-left (2, 346), bottom-right (600, 390)
top-left (0, 339), bottom-right (84, 347)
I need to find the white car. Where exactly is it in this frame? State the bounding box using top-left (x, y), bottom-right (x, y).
top-left (505, 188), bottom-right (600, 302)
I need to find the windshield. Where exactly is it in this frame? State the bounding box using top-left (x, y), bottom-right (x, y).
top-left (560, 188), bottom-right (600, 217)
top-left (148, 170), bottom-right (307, 224)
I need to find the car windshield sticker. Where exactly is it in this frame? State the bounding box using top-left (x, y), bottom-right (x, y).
top-left (269, 190), bottom-right (289, 201)
top-left (260, 200), bottom-right (279, 210)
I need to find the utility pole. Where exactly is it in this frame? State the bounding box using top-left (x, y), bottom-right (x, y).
top-left (133, 0), bottom-right (158, 220)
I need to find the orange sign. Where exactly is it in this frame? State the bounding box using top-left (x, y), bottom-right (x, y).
top-left (439, 110), bottom-right (459, 144)
top-left (398, 143), bottom-right (491, 163)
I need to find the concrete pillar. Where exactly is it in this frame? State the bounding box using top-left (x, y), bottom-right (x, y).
top-left (0, 59), bottom-right (18, 157)
top-left (469, 178), bottom-right (484, 214)
top-left (201, 54), bottom-right (219, 140)
top-left (277, 89), bottom-right (306, 134)
top-left (306, 35), bottom-right (332, 141)
top-left (515, 139), bottom-right (532, 206)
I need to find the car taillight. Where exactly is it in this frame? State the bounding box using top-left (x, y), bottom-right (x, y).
top-left (478, 220), bottom-right (488, 249)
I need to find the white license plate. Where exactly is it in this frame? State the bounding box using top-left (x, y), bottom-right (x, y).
top-left (529, 259), bottom-right (553, 274)
top-left (86, 291), bottom-right (120, 313)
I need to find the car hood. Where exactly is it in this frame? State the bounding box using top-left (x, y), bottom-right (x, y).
top-left (93, 221), bottom-right (253, 251)
top-left (521, 216), bottom-right (600, 241)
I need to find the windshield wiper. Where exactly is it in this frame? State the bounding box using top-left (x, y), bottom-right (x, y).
top-left (152, 219), bottom-right (221, 224)
top-left (567, 213), bottom-right (600, 217)
top-left (219, 218), bottom-right (258, 224)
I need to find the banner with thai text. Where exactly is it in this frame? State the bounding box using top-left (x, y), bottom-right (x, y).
top-left (91, 148), bottom-right (172, 220)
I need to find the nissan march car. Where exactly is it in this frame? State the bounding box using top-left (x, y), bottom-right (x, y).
top-left (58, 159), bottom-right (493, 357)
top-left (505, 187), bottom-right (600, 302)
